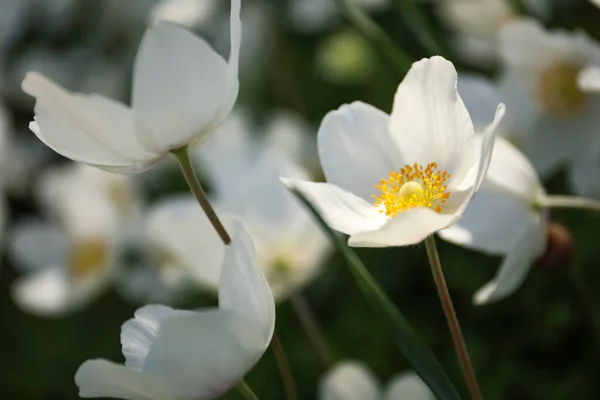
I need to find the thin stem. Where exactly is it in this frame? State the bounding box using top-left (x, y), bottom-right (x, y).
top-left (172, 147), bottom-right (231, 245)
top-left (290, 292), bottom-right (335, 370)
top-left (338, 0), bottom-right (412, 74)
top-left (424, 235), bottom-right (482, 400)
top-left (570, 260), bottom-right (600, 355)
top-left (539, 195), bottom-right (600, 212)
top-left (271, 333), bottom-right (298, 400)
top-left (236, 380), bottom-right (260, 400)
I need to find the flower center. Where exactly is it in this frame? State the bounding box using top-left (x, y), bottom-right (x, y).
top-left (536, 63), bottom-right (586, 117)
top-left (67, 237), bottom-right (109, 280)
top-left (373, 162), bottom-right (451, 217)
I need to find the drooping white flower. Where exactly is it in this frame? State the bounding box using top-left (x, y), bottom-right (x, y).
top-left (75, 221), bottom-right (275, 400)
top-left (498, 18), bottom-right (600, 177)
top-left (284, 56), bottom-right (505, 248)
top-left (9, 163), bottom-right (138, 316)
top-left (21, 0), bottom-right (241, 174)
top-left (320, 360), bottom-right (433, 400)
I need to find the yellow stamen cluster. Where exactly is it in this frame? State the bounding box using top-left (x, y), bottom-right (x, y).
top-left (536, 63), bottom-right (586, 117)
top-left (373, 162), bottom-right (451, 217)
top-left (67, 238), bottom-right (109, 280)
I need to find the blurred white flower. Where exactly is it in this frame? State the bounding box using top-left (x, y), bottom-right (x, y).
top-left (284, 56), bottom-right (505, 247)
top-left (21, 0), bottom-right (241, 174)
top-left (320, 360), bottom-right (433, 400)
top-left (439, 136), bottom-right (548, 304)
top-left (75, 221), bottom-right (275, 400)
top-left (498, 18), bottom-right (600, 177)
top-left (9, 163), bottom-right (138, 316)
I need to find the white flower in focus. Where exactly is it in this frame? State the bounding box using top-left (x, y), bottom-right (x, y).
top-left (75, 222), bottom-right (275, 400)
top-left (498, 18), bottom-right (600, 177)
top-left (439, 136), bottom-right (548, 304)
top-left (320, 360), bottom-right (433, 400)
top-left (284, 56), bottom-right (505, 247)
top-left (21, 0), bottom-right (241, 174)
top-left (9, 164), bottom-right (138, 316)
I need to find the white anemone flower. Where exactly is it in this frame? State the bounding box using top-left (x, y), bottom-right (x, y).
top-left (9, 163), bottom-right (138, 316)
top-left (498, 18), bottom-right (600, 177)
top-left (75, 221), bottom-right (275, 400)
top-left (21, 0), bottom-right (241, 174)
top-left (320, 360), bottom-right (433, 400)
top-left (284, 56), bottom-right (505, 247)
top-left (438, 136), bottom-right (548, 304)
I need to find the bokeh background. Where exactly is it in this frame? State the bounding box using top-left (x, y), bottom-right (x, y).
top-left (2, 0), bottom-right (600, 399)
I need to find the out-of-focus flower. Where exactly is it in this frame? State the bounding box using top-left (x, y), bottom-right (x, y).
top-left (319, 360), bottom-right (433, 400)
top-left (9, 164), bottom-right (138, 316)
top-left (21, 0), bottom-right (241, 174)
top-left (498, 18), bottom-right (600, 177)
top-left (439, 136), bottom-right (548, 304)
top-left (284, 56), bottom-right (505, 248)
top-left (149, 0), bottom-right (219, 28)
top-left (316, 30), bottom-right (375, 84)
top-left (75, 222), bottom-right (275, 400)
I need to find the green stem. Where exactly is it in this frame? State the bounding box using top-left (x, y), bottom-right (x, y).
top-left (236, 380), bottom-right (260, 400)
top-left (271, 333), bottom-right (298, 400)
top-left (391, 0), bottom-right (447, 56)
top-left (172, 147), bottom-right (231, 245)
top-left (290, 292), bottom-right (335, 370)
top-left (570, 260), bottom-right (600, 355)
top-left (338, 0), bottom-right (413, 74)
top-left (424, 236), bottom-right (482, 400)
top-left (539, 195), bottom-right (600, 212)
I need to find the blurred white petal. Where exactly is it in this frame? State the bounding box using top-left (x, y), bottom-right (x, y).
top-left (384, 372), bottom-right (434, 400)
top-left (320, 361), bottom-right (381, 400)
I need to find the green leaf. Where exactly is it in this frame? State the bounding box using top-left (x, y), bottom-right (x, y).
top-left (290, 188), bottom-right (463, 400)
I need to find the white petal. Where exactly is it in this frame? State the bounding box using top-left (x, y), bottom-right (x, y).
top-left (389, 56), bottom-right (475, 184)
top-left (499, 19), bottom-right (560, 70)
top-left (145, 309), bottom-right (265, 399)
top-left (570, 149), bottom-right (600, 198)
top-left (22, 73), bottom-right (159, 171)
top-left (457, 74), bottom-right (502, 133)
top-left (472, 103), bottom-right (506, 194)
top-left (384, 372), bottom-right (434, 400)
top-left (281, 179), bottom-right (386, 236)
top-left (150, 0), bottom-right (218, 28)
top-left (317, 101), bottom-right (399, 201)
top-left (7, 218), bottom-right (68, 272)
top-left (319, 361), bottom-right (382, 400)
top-left (219, 221), bottom-right (275, 347)
top-left (349, 208), bottom-right (459, 248)
top-left (146, 196), bottom-right (231, 290)
top-left (474, 215), bottom-right (546, 304)
top-left (132, 0), bottom-right (240, 153)
top-left (485, 136), bottom-right (542, 201)
top-left (438, 183), bottom-right (533, 255)
top-left (121, 305), bottom-right (195, 372)
top-left (75, 359), bottom-right (169, 400)
top-left (578, 66), bottom-right (600, 92)
top-left (11, 268), bottom-right (73, 317)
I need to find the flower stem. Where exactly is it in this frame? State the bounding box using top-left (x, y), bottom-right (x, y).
top-left (236, 380), bottom-right (260, 400)
top-left (424, 235), bottom-right (482, 400)
top-left (539, 195), bottom-right (600, 212)
top-left (570, 260), bottom-right (600, 355)
top-left (271, 333), bottom-right (298, 400)
top-left (172, 147), bottom-right (231, 245)
top-left (290, 292), bottom-right (335, 370)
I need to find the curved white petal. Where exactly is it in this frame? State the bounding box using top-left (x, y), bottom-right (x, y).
top-left (349, 208), bottom-right (459, 248)
top-left (219, 221), bottom-right (275, 347)
top-left (8, 218), bottom-right (68, 272)
top-left (384, 372), bottom-right (434, 400)
top-left (281, 179), bottom-right (386, 236)
top-left (75, 359), bottom-right (169, 400)
top-left (121, 305), bottom-right (195, 372)
top-left (146, 196), bottom-right (231, 290)
top-left (474, 216), bottom-right (546, 304)
top-left (132, 0), bottom-right (240, 153)
top-left (457, 74), bottom-right (502, 133)
top-left (22, 73), bottom-right (159, 171)
top-left (145, 309), bottom-right (265, 399)
top-left (319, 361), bottom-right (381, 400)
top-left (570, 148), bottom-right (600, 198)
top-left (579, 66), bottom-right (600, 92)
top-left (317, 101), bottom-right (399, 201)
top-left (438, 183), bottom-right (532, 255)
top-left (389, 56), bottom-right (475, 185)
top-left (472, 103), bottom-right (506, 193)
